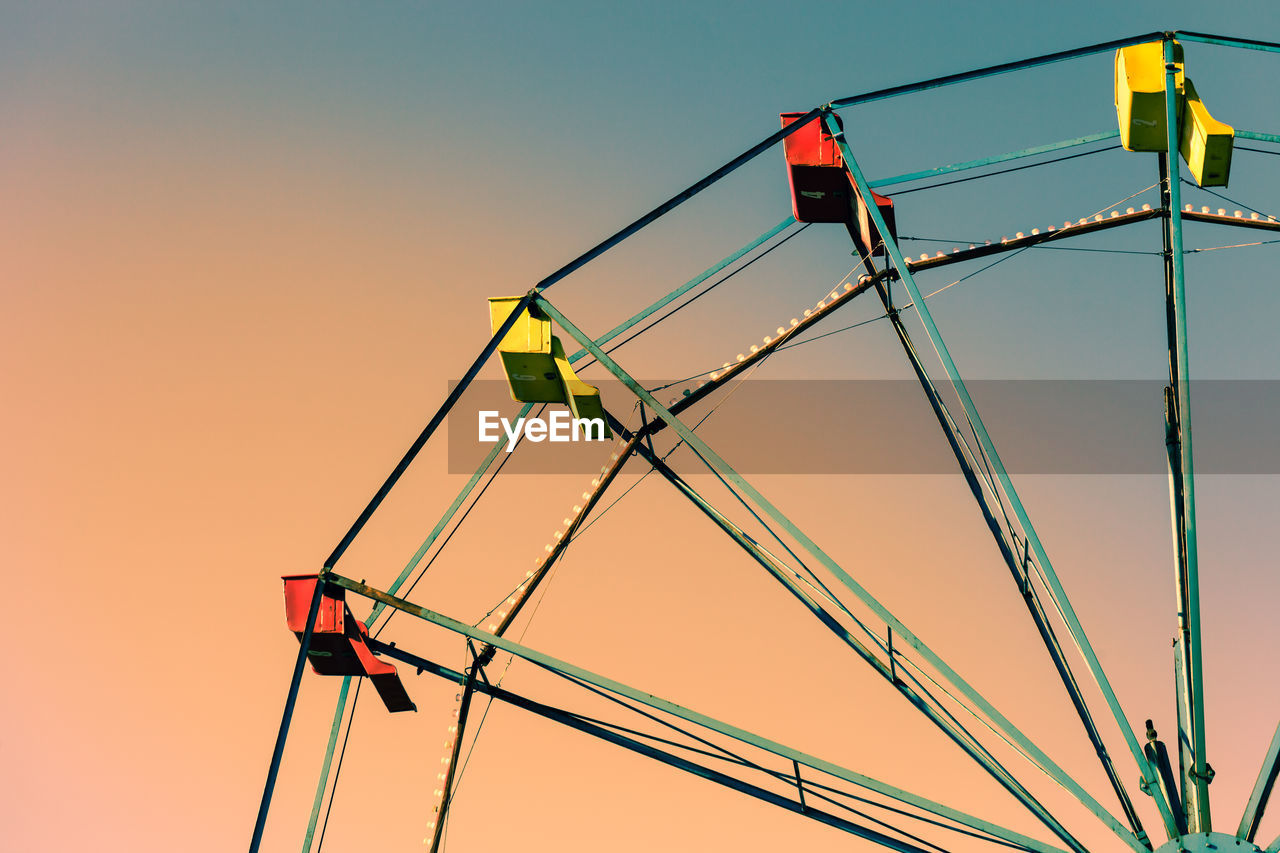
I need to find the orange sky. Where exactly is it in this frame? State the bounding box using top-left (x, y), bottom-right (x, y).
top-left (4, 3), bottom-right (1280, 852)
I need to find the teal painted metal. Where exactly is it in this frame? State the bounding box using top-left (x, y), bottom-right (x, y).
top-left (1164, 35), bottom-right (1211, 835)
top-left (829, 33), bottom-right (1163, 109)
top-left (819, 109), bottom-right (1182, 842)
top-left (368, 640), bottom-right (950, 853)
top-left (322, 292), bottom-right (534, 570)
top-left (251, 573), bottom-right (327, 853)
top-left (874, 284), bottom-right (1151, 846)
top-left (301, 676), bottom-right (351, 853)
top-left (623, 430), bottom-right (1086, 850)
top-left (325, 572), bottom-right (1067, 853)
top-left (1176, 31), bottom-right (1280, 54)
top-left (870, 131), bottom-right (1119, 189)
top-left (529, 116), bottom-right (817, 297)
top-left (536, 293), bottom-right (1134, 853)
top-left (367, 216), bottom-right (795, 625)
top-left (1237, 721), bottom-right (1280, 841)
top-left (1269, 833), bottom-right (1280, 853)
top-left (1237, 130), bottom-right (1280, 145)
top-left (572, 215), bottom-right (795, 356)
top-left (367, 403), bottom-right (532, 624)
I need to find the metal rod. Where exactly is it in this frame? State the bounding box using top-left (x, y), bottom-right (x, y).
top-left (250, 574), bottom-right (326, 853)
top-left (820, 109), bottom-right (1182, 839)
top-left (829, 33), bottom-right (1164, 108)
top-left (428, 670), bottom-right (479, 852)
top-left (1181, 210), bottom-right (1280, 233)
top-left (1238, 721), bottom-right (1280, 841)
top-left (612, 416), bottom-right (1085, 851)
top-left (300, 676), bottom-right (352, 853)
top-left (367, 215), bottom-right (797, 625)
top-left (792, 760), bottom-right (809, 813)
top-left (1163, 34), bottom-right (1211, 834)
top-left (328, 572), bottom-right (1066, 853)
top-left (1175, 31), bottom-right (1280, 54)
top-left (870, 131), bottom-right (1119, 189)
top-left (322, 292), bottom-right (535, 570)
top-left (536, 293), bottom-right (1110, 852)
top-left (569, 215), bottom-right (795, 353)
top-left (871, 279), bottom-right (1150, 848)
top-left (529, 115), bottom-right (819, 297)
top-left (371, 645), bottom-right (943, 853)
top-left (1236, 130), bottom-right (1280, 145)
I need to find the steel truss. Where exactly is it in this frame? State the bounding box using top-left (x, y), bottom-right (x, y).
top-left (251, 30), bottom-right (1280, 853)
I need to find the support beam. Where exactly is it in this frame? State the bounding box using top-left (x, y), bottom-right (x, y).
top-left (829, 34), bottom-right (1163, 108)
top-left (322, 292), bottom-right (534, 570)
top-left (819, 109), bottom-right (1182, 840)
top-left (300, 676), bottom-right (352, 853)
top-left (326, 572), bottom-right (1066, 853)
top-left (369, 644), bottom-right (948, 853)
top-left (366, 216), bottom-right (798, 626)
top-left (251, 573), bottom-right (326, 853)
top-left (609, 415), bottom-right (1086, 851)
top-left (536, 294), bottom-right (1136, 853)
top-left (1163, 33), bottom-right (1211, 834)
top-left (867, 278), bottom-right (1151, 848)
top-left (1175, 31), bottom-right (1280, 54)
top-left (427, 668), bottom-right (479, 851)
top-left (1238, 721), bottom-right (1280, 842)
top-left (870, 131), bottom-right (1119, 189)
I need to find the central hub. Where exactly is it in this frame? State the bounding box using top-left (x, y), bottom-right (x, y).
top-left (1154, 832), bottom-right (1262, 853)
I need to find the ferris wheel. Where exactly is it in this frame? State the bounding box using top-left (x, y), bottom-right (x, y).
top-left (249, 30), bottom-right (1280, 853)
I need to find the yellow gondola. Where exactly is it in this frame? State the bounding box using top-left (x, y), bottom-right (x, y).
top-left (488, 296), bottom-right (611, 436)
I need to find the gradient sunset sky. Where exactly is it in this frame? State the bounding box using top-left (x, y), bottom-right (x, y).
top-left (4, 2), bottom-right (1280, 851)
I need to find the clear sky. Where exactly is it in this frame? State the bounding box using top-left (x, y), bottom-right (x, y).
top-left (3, 2), bottom-right (1280, 851)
